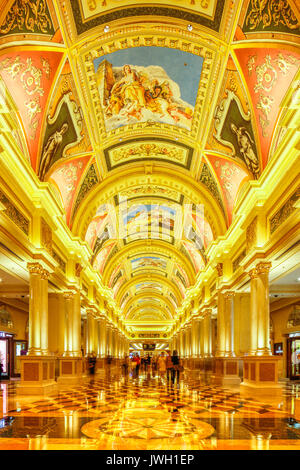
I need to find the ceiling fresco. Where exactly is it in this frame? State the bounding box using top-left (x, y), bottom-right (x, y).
top-left (104, 138), bottom-right (193, 171)
top-left (0, 0), bottom-right (299, 335)
top-left (0, 0), bottom-right (62, 43)
top-left (94, 47), bottom-right (204, 132)
top-left (233, 45), bottom-right (300, 169)
top-left (0, 48), bottom-right (63, 170)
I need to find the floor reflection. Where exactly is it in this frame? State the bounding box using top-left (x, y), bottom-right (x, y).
top-left (0, 371), bottom-right (300, 449)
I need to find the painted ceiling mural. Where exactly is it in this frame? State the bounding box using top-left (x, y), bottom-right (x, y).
top-left (39, 59), bottom-right (92, 180)
top-left (0, 0), bottom-right (62, 42)
top-left (1, 0), bottom-right (299, 331)
top-left (94, 47), bottom-right (204, 132)
top-left (0, 49), bottom-right (63, 170)
top-left (48, 155), bottom-right (91, 224)
top-left (234, 46), bottom-right (300, 169)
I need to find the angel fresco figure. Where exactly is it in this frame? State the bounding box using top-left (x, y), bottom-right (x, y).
top-left (105, 64), bottom-right (146, 119)
top-left (230, 123), bottom-right (260, 179)
top-left (38, 123), bottom-right (69, 180)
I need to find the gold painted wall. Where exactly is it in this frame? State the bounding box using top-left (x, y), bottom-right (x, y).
top-left (0, 303), bottom-right (28, 340)
top-left (271, 300), bottom-right (300, 379)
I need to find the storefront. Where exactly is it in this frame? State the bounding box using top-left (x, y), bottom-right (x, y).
top-left (287, 334), bottom-right (300, 380)
top-left (0, 332), bottom-right (13, 380)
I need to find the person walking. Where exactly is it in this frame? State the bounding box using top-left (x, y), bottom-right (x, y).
top-left (123, 355), bottom-right (129, 375)
top-left (157, 352), bottom-right (167, 379)
top-left (171, 350), bottom-right (182, 385)
top-left (88, 352), bottom-right (97, 382)
top-left (166, 350), bottom-right (173, 382)
top-left (151, 355), bottom-right (157, 377)
top-left (135, 354), bottom-right (141, 377)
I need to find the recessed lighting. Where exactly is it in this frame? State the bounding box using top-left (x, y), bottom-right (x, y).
top-left (104, 25), bottom-right (110, 32)
top-left (187, 24), bottom-right (193, 31)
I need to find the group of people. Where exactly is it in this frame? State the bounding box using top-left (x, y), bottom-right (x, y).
top-left (123, 350), bottom-right (182, 384)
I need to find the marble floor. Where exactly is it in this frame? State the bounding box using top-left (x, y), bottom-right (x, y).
top-left (0, 370), bottom-right (300, 450)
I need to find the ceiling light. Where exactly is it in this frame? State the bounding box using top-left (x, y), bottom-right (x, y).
top-left (187, 24), bottom-right (193, 31)
top-left (104, 25), bottom-right (110, 32)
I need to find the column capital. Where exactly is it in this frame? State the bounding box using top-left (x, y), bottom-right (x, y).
top-left (63, 290), bottom-right (74, 300)
top-left (86, 308), bottom-right (97, 317)
top-left (256, 261), bottom-right (272, 274)
top-left (224, 290), bottom-right (235, 299)
top-left (248, 267), bottom-right (258, 279)
top-left (27, 262), bottom-right (51, 280)
top-left (41, 268), bottom-right (50, 280)
top-left (203, 308), bottom-right (212, 317)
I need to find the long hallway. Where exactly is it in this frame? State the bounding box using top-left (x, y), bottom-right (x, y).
top-left (1, 370), bottom-right (300, 450)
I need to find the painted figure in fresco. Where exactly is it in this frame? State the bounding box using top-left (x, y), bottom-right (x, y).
top-left (231, 123), bottom-right (260, 178)
top-left (105, 64), bottom-right (146, 119)
top-left (39, 123), bottom-right (69, 180)
top-left (104, 64), bottom-right (193, 125)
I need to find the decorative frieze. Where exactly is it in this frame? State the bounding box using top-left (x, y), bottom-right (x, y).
top-left (246, 216), bottom-right (257, 252)
top-left (270, 187), bottom-right (300, 234)
top-left (0, 190), bottom-right (29, 235)
top-left (52, 250), bottom-right (66, 273)
top-left (233, 249), bottom-right (246, 272)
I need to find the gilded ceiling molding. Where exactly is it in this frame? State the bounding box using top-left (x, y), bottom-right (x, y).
top-left (123, 291), bottom-right (176, 315)
top-left (72, 168), bottom-right (227, 242)
top-left (78, 32), bottom-right (216, 144)
top-left (59, 0), bottom-right (226, 39)
top-left (0, 0), bottom-right (55, 37)
top-left (102, 240), bottom-right (195, 287)
top-left (124, 302), bottom-right (174, 321)
top-left (116, 272), bottom-right (183, 306)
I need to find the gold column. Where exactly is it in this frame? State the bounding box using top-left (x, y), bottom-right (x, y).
top-left (191, 318), bottom-right (197, 358)
top-left (249, 262), bottom-right (272, 356)
top-left (106, 323), bottom-right (113, 356)
top-left (199, 318), bottom-right (204, 358)
top-left (18, 263), bottom-right (56, 395)
top-left (216, 291), bottom-right (226, 357)
top-left (86, 309), bottom-right (95, 355)
top-left (256, 262), bottom-right (272, 356)
top-left (63, 292), bottom-right (74, 356)
top-left (57, 291), bottom-right (83, 384)
top-left (27, 263), bottom-right (50, 356)
top-left (203, 309), bottom-right (212, 357)
top-left (224, 291), bottom-right (235, 357)
top-left (99, 317), bottom-right (107, 357)
top-left (72, 290), bottom-right (82, 357)
top-left (185, 324), bottom-right (191, 358)
top-left (57, 293), bottom-right (65, 355)
top-left (114, 329), bottom-right (119, 358)
top-left (249, 268), bottom-right (259, 356)
top-left (40, 269), bottom-right (50, 355)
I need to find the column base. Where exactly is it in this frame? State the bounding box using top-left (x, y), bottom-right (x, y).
top-left (57, 357), bottom-right (83, 384)
top-left (17, 381), bottom-right (57, 396)
top-left (17, 356), bottom-right (57, 396)
top-left (241, 355), bottom-right (281, 389)
top-left (211, 357), bottom-right (241, 386)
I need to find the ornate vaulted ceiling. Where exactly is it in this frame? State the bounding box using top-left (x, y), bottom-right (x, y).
top-left (0, 0), bottom-right (299, 336)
